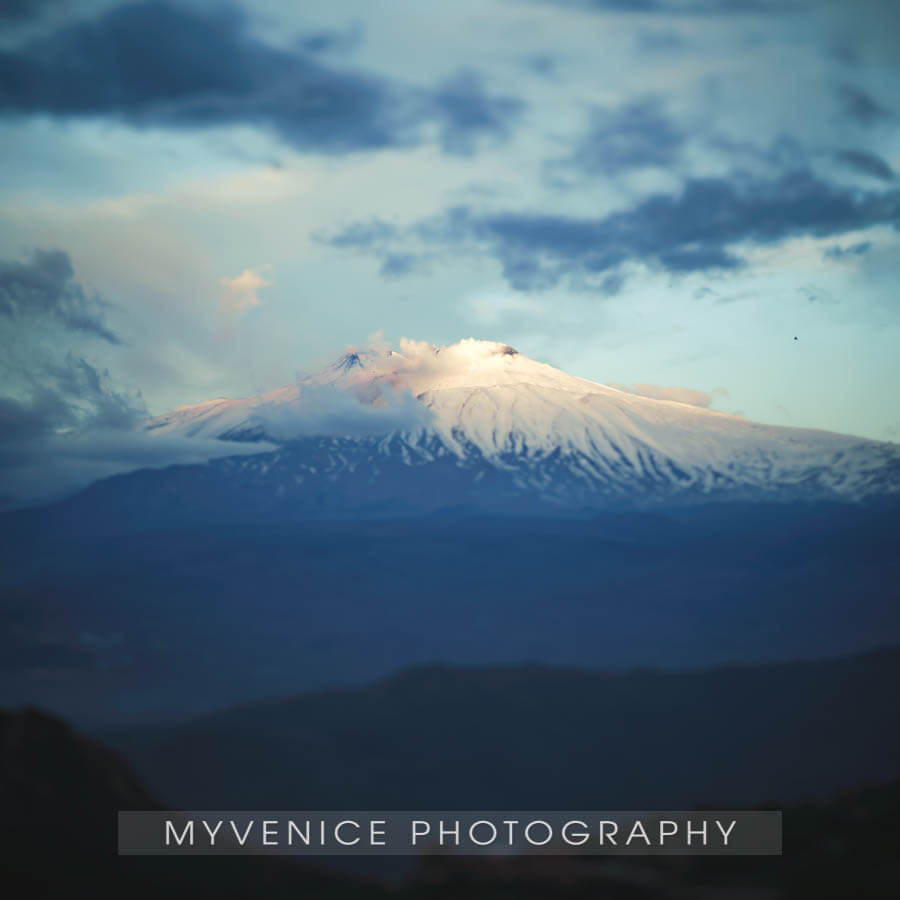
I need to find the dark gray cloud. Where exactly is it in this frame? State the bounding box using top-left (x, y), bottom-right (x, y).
top-left (834, 149), bottom-right (894, 181)
top-left (0, 249), bottom-right (119, 343)
top-left (703, 134), bottom-right (808, 173)
top-left (323, 169), bottom-right (900, 290)
top-left (0, 0), bottom-right (51, 22)
top-left (0, 3), bottom-right (405, 152)
top-left (549, 98), bottom-right (684, 178)
top-left (295, 24), bottom-right (364, 56)
top-left (379, 253), bottom-right (428, 277)
top-left (837, 83), bottom-right (893, 125)
top-left (824, 241), bottom-right (872, 261)
top-left (428, 71), bottom-right (524, 155)
top-left (0, 2), bottom-right (522, 155)
top-left (326, 220), bottom-right (399, 248)
top-left (313, 221), bottom-right (432, 278)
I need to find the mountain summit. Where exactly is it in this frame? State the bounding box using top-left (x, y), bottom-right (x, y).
top-left (142, 339), bottom-right (899, 510)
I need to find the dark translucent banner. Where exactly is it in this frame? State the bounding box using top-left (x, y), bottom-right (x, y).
top-left (119, 810), bottom-right (782, 855)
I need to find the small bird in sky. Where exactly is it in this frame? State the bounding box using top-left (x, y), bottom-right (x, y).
top-left (794, 336), bottom-right (799, 341)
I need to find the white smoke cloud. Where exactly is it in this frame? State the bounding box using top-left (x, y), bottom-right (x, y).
top-left (242, 382), bottom-right (434, 441)
top-left (612, 383), bottom-right (717, 408)
top-left (392, 336), bottom-right (521, 380)
top-left (218, 337), bottom-right (518, 442)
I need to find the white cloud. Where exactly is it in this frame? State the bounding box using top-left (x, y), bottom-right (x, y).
top-left (220, 266), bottom-right (271, 315)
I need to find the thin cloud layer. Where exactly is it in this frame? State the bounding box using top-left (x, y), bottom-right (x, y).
top-left (547, 98), bottom-right (685, 178)
top-left (613, 383), bottom-right (714, 407)
top-left (0, 429), bottom-right (272, 510)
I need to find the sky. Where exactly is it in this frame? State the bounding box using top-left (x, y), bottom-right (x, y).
top-left (1, 0), bottom-right (899, 504)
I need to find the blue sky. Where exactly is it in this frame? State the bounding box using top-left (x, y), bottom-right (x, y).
top-left (1, 0), bottom-right (899, 490)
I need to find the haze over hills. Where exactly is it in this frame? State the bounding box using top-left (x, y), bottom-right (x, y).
top-left (138, 338), bottom-right (900, 515)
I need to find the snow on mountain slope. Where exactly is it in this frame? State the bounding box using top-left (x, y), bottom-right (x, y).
top-left (145, 338), bottom-right (900, 505)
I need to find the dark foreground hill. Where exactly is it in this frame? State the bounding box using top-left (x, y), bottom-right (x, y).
top-left (0, 707), bottom-right (382, 899)
top-left (108, 646), bottom-right (900, 811)
top-left (4, 694), bottom-right (900, 898)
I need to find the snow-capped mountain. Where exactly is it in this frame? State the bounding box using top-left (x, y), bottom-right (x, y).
top-left (144, 338), bottom-right (900, 510)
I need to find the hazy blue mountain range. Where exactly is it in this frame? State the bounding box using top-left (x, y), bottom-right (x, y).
top-left (1, 503), bottom-right (898, 724)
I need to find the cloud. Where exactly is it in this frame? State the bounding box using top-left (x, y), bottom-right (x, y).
top-left (379, 253), bottom-right (428, 277)
top-left (0, 353), bottom-right (271, 509)
top-left (547, 98), bottom-right (684, 178)
top-left (0, 3), bottom-right (403, 152)
top-left (246, 382), bottom-right (434, 442)
top-left (428, 70), bottom-right (524, 156)
top-left (0, 0), bottom-right (51, 22)
top-left (317, 221), bottom-right (431, 277)
top-left (0, 2), bottom-right (522, 156)
top-left (0, 354), bottom-right (146, 458)
top-left (837, 83), bottom-right (893, 125)
top-left (612, 382), bottom-right (714, 407)
top-left (295, 24), bottom-right (364, 56)
top-left (322, 169), bottom-right (900, 290)
top-left (834, 149), bottom-right (894, 181)
top-left (327, 219), bottom-right (399, 248)
top-left (220, 266), bottom-right (271, 315)
top-left (525, 54), bottom-right (558, 77)
top-left (0, 249), bottom-right (119, 343)
top-left (0, 254), bottom-right (272, 508)
top-left (533, 0), bottom-right (801, 14)
top-left (797, 281), bottom-right (839, 304)
top-left (0, 428), bottom-right (272, 510)
top-left (824, 240), bottom-right (872, 261)
top-left (635, 28), bottom-right (688, 51)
